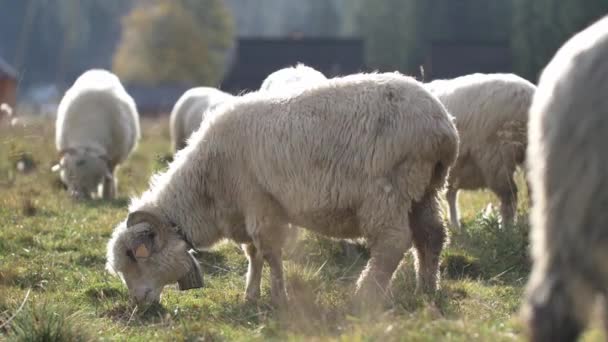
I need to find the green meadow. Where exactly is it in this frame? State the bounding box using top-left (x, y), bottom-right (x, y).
top-left (0, 119), bottom-right (603, 341)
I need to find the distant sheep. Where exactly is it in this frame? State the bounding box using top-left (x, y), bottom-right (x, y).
top-left (170, 87), bottom-right (234, 153)
top-left (0, 103), bottom-right (12, 121)
top-left (259, 63), bottom-right (327, 92)
top-left (52, 69), bottom-right (140, 200)
top-left (106, 72), bottom-right (458, 308)
top-left (523, 16), bottom-right (608, 342)
top-left (426, 73), bottom-right (536, 229)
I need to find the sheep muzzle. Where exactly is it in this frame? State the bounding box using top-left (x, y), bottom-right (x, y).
top-left (177, 251), bottom-right (203, 290)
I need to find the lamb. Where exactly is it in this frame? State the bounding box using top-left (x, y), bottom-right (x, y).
top-left (522, 16), bottom-right (608, 342)
top-left (105, 72), bottom-right (459, 308)
top-left (52, 69), bottom-right (140, 200)
top-left (170, 87), bottom-right (234, 153)
top-left (259, 63), bottom-right (327, 92)
top-left (425, 73), bottom-right (536, 229)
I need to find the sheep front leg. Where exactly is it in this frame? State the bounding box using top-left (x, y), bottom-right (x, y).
top-left (446, 187), bottom-right (460, 230)
top-left (102, 164), bottom-right (117, 200)
top-left (247, 212), bottom-right (288, 308)
top-left (410, 192), bottom-right (447, 294)
top-left (242, 243), bottom-right (264, 301)
top-left (263, 247), bottom-right (287, 308)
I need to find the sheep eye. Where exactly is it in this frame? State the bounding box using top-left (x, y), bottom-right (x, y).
top-left (76, 159), bottom-right (86, 166)
top-left (126, 250), bottom-right (136, 262)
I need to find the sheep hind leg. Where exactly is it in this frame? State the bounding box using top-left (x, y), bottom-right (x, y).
top-left (354, 187), bottom-right (412, 307)
top-left (446, 186), bottom-right (460, 230)
top-left (492, 179), bottom-right (518, 228)
top-left (410, 191), bottom-right (447, 294)
top-left (242, 243), bottom-right (264, 301)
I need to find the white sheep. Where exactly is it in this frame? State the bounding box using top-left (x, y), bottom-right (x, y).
top-left (169, 87), bottom-right (234, 153)
top-left (426, 73), bottom-right (536, 229)
top-left (106, 72), bottom-right (459, 308)
top-left (522, 16), bottom-right (608, 342)
top-left (259, 63), bottom-right (327, 92)
top-left (52, 69), bottom-right (140, 200)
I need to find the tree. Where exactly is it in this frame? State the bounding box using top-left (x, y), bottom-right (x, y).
top-left (112, 0), bottom-right (234, 86)
top-left (512, 0), bottom-right (608, 81)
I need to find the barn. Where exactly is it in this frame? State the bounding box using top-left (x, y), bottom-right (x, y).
top-left (220, 37), bottom-right (366, 93)
top-left (0, 56), bottom-right (17, 108)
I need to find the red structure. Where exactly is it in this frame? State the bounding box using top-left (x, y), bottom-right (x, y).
top-left (0, 56), bottom-right (17, 108)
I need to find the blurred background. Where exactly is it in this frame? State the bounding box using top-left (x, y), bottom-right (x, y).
top-left (0, 0), bottom-right (606, 118)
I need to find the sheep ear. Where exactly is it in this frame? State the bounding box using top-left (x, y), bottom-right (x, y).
top-left (126, 225), bottom-right (155, 259)
top-left (177, 251), bottom-right (204, 290)
top-left (127, 210), bottom-right (162, 228)
top-left (51, 164), bottom-right (62, 172)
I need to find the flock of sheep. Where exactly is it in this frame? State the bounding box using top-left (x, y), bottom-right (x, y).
top-left (43, 15), bottom-right (608, 341)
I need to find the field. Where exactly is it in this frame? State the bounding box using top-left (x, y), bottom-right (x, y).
top-left (0, 118), bottom-right (604, 341)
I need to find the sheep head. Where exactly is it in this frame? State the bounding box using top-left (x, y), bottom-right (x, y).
top-left (106, 209), bottom-right (203, 304)
top-left (52, 148), bottom-right (112, 200)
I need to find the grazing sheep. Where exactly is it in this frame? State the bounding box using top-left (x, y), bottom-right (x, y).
top-left (106, 72), bottom-right (459, 308)
top-left (259, 63), bottom-right (327, 92)
top-left (52, 69), bottom-right (140, 200)
top-left (426, 73), bottom-right (536, 229)
top-left (523, 16), bottom-right (608, 342)
top-left (170, 87), bottom-right (234, 153)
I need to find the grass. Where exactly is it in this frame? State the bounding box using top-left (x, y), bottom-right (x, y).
top-left (0, 118), bottom-right (604, 341)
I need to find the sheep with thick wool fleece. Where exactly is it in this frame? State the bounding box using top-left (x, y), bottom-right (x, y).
top-left (425, 73), bottom-right (536, 229)
top-left (522, 15), bottom-right (608, 342)
top-left (259, 63), bottom-right (327, 92)
top-left (170, 87), bottom-right (234, 153)
top-left (53, 69), bottom-right (140, 200)
top-left (105, 72), bottom-right (458, 308)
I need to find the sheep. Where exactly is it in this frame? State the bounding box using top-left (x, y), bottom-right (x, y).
top-left (522, 16), bottom-right (608, 342)
top-left (425, 73), bottom-right (536, 229)
top-left (105, 72), bottom-right (459, 308)
top-left (259, 63), bottom-right (327, 92)
top-left (52, 69), bottom-right (140, 200)
top-left (170, 87), bottom-right (234, 153)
